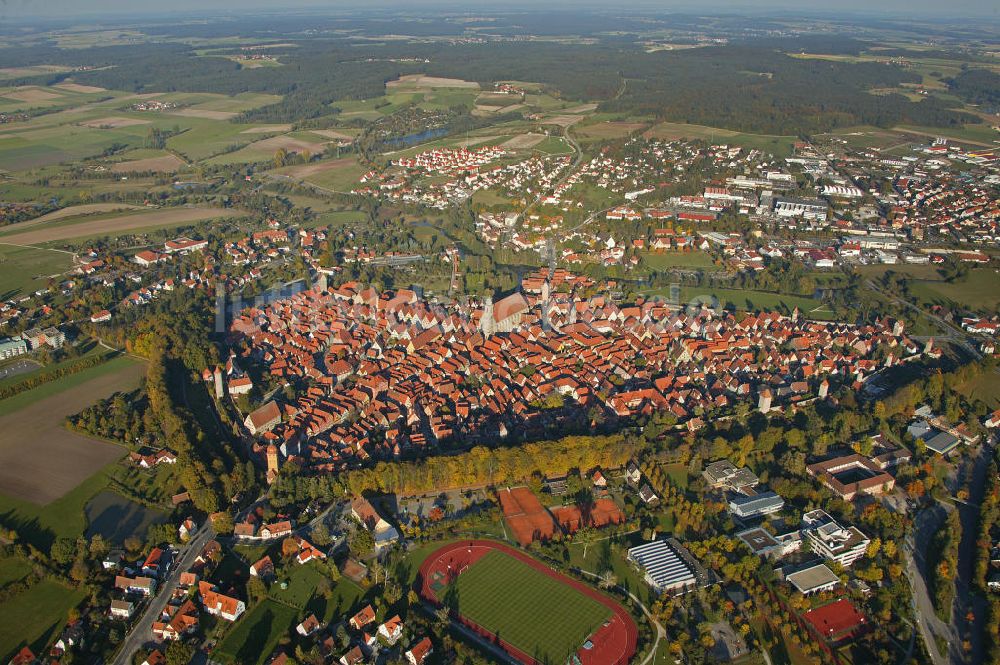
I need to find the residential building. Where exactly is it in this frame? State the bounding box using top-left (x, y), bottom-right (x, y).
top-left (0, 337), bottom-right (27, 360)
top-left (109, 599), bottom-right (135, 619)
top-left (349, 605), bottom-right (376, 631)
top-left (350, 496), bottom-right (400, 550)
top-left (406, 637), bottom-right (433, 665)
top-left (198, 581), bottom-right (245, 622)
top-left (296, 614), bottom-right (321, 637)
top-left (114, 575), bottom-right (156, 596)
top-left (378, 615), bottom-right (404, 644)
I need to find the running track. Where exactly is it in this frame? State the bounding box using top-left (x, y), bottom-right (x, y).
top-left (418, 540), bottom-right (638, 665)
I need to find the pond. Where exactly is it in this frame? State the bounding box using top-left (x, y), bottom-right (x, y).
top-left (85, 491), bottom-right (166, 545)
top-left (385, 127), bottom-right (449, 148)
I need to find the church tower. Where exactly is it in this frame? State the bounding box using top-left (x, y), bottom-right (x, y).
top-left (480, 295), bottom-right (495, 337)
top-left (266, 444), bottom-right (280, 484)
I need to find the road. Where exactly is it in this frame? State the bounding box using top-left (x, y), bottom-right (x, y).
top-left (950, 443), bottom-right (991, 665)
top-left (110, 525), bottom-right (216, 665)
top-left (905, 503), bottom-right (953, 665)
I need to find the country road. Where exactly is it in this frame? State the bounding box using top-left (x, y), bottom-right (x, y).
top-left (110, 525), bottom-right (216, 665)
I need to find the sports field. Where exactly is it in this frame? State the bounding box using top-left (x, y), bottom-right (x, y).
top-left (420, 540), bottom-right (637, 665)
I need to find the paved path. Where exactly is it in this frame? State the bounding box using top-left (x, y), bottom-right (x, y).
top-left (110, 525), bottom-right (216, 665)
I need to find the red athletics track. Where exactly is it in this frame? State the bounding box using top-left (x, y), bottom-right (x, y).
top-left (418, 540), bottom-right (638, 665)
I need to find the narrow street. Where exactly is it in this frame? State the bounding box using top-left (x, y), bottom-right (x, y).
top-left (110, 525), bottom-right (216, 665)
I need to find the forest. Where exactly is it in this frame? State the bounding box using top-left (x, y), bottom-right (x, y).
top-left (4, 31), bottom-right (983, 135)
top-left (948, 68), bottom-right (1000, 108)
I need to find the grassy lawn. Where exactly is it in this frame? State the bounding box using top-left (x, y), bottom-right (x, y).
top-left (907, 268), bottom-right (1000, 313)
top-left (471, 189), bottom-right (511, 207)
top-left (446, 549), bottom-right (610, 664)
top-left (643, 285), bottom-right (830, 319)
top-left (641, 250), bottom-right (720, 272)
top-left (956, 370), bottom-right (1000, 409)
top-left (0, 579), bottom-right (86, 662)
top-left (0, 556), bottom-right (31, 587)
top-left (269, 563), bottom-right (327, 609)
top-left (310, 578), bottom-right (366, 625)
top-left (566, 535), bottom-right (653, 604)
top-left (534, 136), bottom-right (573, 155)
top-left (0, 245), bottom-right (73, 299)
top-left (662, 462), bottom-right (689, 489)
top-left (214, 599), bottom-right (298, 665)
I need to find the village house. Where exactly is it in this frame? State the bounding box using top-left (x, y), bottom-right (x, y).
top-left (350, 497), bottom-right (400, 551)
top-left (198, 581), bottom-right (246, 621)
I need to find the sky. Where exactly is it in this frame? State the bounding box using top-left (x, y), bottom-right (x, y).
top-left (1, 0), bottom-right (997, 19)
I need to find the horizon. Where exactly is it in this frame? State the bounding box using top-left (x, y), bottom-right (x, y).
top-left (2, 0), bottom-right (999, 22)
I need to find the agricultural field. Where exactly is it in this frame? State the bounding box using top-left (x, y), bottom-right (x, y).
top-left (644, 121), bottom-right (798, 156)
top-left (17, 203), bottom-right (144, 225)
top-left (0, 88), bottom-right (286, 172)
top-left (277, 157), bottom-right (367, 193)
top-left (0, 206), bottom-right (247, 245)
top-left (205, 134), bottom-right (329, 165)
top-left (387, 74), bottom-right (480, 90)
top-left (0, 356), bottom-right (142, 507)
top-left (109, 151), bottom-right (187, 173)
top-left (0, 245), bottom-right (74, 298)
top-left (577, 121), bottom-right (649, 140)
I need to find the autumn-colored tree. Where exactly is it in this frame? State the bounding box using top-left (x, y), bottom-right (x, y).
top-left (281, 537), bottom-right (300, 559)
